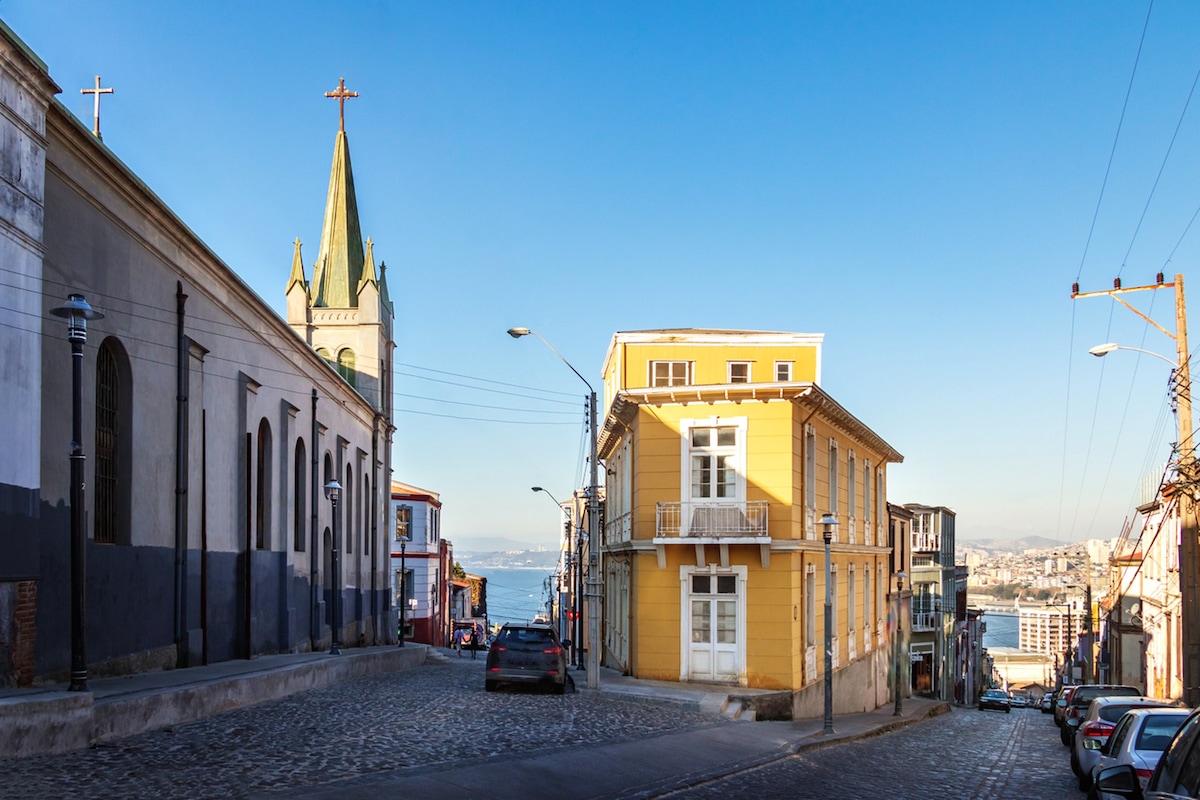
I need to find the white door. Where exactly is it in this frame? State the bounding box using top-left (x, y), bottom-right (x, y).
top-left (687, 573), bottom-right (739, 682)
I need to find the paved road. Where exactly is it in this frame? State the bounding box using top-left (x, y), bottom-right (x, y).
top-left (0, 653), bottom-right (1075, 800)
top-left (0, 655), bottom-right (730, 799)
top-left (669, 705), bottom-right (1079, 800)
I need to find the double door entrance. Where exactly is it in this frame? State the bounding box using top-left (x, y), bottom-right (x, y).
top-left (683, 566), bottom-right (745, 683)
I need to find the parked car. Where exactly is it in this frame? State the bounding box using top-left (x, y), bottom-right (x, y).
top-left (1010, 694), bottom-right (1028, 709)
top-left (979, 688), bottom-right (1011, 713)
top-left (1087, 707), bottom-right (1190, 799)
top-left (1042, 694), bottom-right (1055, 713)
top-left (484, 623), bottom-right (570, 694)
top-left (1095, 705), bottom-right (1200, 799)
top-left (1063, 686), bottom-right (1144, 746)
top-left (1072, 697), bottom-right (1176, 791)
top-left (1057, 686), bottom-right (1080, 727)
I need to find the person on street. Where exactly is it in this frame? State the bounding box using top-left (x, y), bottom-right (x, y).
top-left (469, 626), bottom-right (479, 660)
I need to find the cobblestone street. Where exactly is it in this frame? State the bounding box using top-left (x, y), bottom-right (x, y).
top-left (0, 655), bottom-right (729, 799)
top-left (0, 654), bottom-right (1082, 800)
top-left (671, 705), bottom-right (1078, 800)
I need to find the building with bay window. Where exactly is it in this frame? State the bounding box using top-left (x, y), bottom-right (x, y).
top-left (598, 329), bottom-right (904, 717)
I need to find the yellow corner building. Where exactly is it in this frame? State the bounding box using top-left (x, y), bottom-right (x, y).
top-left (598, 329), bottom-right (903, 718)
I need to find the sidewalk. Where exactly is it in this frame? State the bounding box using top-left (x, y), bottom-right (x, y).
top-left (1, 643), bottom-right (950, 799)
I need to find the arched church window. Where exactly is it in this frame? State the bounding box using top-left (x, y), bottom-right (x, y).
top-left (344, 465), bottom-right (353, 555)
top-left (95, 337), bottom-right (131, 545)
top-left (294, 439), bottom-right (307, 552)
top-left (337, 349), bottom-right (356, 387)
top-left (256, 418), bottom-right (272, 549)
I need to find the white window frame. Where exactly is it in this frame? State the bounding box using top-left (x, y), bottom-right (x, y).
top-left (650, 360), bottom-right (692, 387)
top-left (679, 417), bottom-right (748, 504)
top-left (775, 361), bottom-right (793, 382)
top-left (828, 438), bottom-right (839, 527)
top-left (727, 361), bottom-right (751, 383)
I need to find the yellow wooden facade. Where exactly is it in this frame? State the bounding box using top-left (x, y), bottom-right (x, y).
top-left (598, 330), bottom-right (903, 707)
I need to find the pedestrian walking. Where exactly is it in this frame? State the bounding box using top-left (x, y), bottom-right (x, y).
top-left (469, 626), bottom-right (479, 660)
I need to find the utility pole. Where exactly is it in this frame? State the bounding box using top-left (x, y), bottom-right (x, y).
top-left (1074, 274), bottom-right (1198, 706)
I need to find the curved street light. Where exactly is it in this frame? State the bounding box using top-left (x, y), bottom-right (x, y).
top-left (510, 327), bottom-right (601, 690)
top-left (1088, 342), bottom-right (1179, 368)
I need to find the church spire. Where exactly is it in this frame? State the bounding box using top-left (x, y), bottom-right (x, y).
top-left (286, 238), bottom-right (307, 294)
top-left (310, 78), bottom-right (364, 308)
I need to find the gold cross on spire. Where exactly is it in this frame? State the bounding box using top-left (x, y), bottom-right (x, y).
top-left (325, 77), bottom-right (358, 132)
top-left (80, 75), bottom-right (113, 140)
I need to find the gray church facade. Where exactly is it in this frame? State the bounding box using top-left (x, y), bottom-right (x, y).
top-left (0, 21), bottom-right (395, 685)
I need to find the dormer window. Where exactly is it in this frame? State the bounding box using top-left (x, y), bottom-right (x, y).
top-left (651, 360), bottom-right (691, 387)
top-left (727, 361), bottom-right (751, 383)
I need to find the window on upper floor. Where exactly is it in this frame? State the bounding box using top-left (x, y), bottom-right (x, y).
top-left (395, 505), bottom-right (412, 541)
top-left (727, 361), bottom-right (751, 383)
top-left (689, 426), bottom-right (739, 500)
top-left (651, 360), bottom-right (691, 387)
top-left (828, 439), bottom-right (839, 516)
top-left (430, 507), bottom-right (440, 543)
top-left (848, 451), bottom-right (857, 520)
top-left (775, 361), bottom-right (793, 382)
top-left (805, 426), bottom-right (816, 511)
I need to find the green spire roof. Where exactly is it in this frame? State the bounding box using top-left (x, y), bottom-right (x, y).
top-left (309, 130), bottom-right (364, 308)
top-left (286, 238), bottom-right (307, 294)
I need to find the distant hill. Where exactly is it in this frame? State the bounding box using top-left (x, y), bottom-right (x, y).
top-left (959, 535), bottom-right (1075, 555)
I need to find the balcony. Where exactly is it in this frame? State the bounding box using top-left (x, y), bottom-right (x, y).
top-left (653, 500), bottom-right (770, 568)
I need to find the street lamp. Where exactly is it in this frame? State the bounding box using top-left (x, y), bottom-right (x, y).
top-left (510, 327), bottom-right (601, 690)
top-left (533, 486), bottom-right (583, 669)
top-left (821, 513), bottom-right (838, 735)
top-left (398, 533), bottom-right (408, 648)
top-left (50, 293), bottom-right (104, 692)
top-left (1091, 337), bottom-right (1198, 702)
top-left (894, 571), bottom-right (907, 716)
top-left (324, 479), bottom-right (342, 655)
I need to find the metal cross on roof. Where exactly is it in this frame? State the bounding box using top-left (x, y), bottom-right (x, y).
top-left (324, 77), bottom-right (358, 132)
top-left (80, 75), bottom-right (113, 140)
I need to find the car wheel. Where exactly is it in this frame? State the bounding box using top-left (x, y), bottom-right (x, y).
top-left (485, 680), bottom-right (497, 693)
top-left (1070, 749), bottom-right (1080, 776)
top-left (1078, 768), bottom-right (1091, 792)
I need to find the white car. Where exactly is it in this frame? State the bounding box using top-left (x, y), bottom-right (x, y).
top-left (1009, 694), bottom-right (1027, 709)
top-left (1088, 706), bottom-right (1190, 799)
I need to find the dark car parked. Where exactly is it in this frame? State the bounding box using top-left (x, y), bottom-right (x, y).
top-left (1095, 705), bottom-right (1200, 799)
top-left (979, 688), bottom-right (1011, 713)
top-left (484, 624), bottom-right (571, 694)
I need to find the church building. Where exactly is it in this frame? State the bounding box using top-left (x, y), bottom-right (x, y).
top-left (0, 20), bottom-right (395, 686)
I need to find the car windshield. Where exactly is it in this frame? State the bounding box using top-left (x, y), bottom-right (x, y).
top-left (984, 690), bottom-right (1006, 698)
top-left (1136, 715), bottom-right (1188, 752)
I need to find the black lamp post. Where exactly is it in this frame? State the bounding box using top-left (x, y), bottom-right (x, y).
top-left (324, 479), bottom-right (342, 655)
top-left (510, 327), bottom-right (601, 690)
top-left (532, 485), bottom-right (582, 667)
top-left (398, 535), bottom-right (407, 647)
top-left (50, 294), bottom-right (104, 693)
top-left (894, 571), bottom-right (907, 716)
top-left (821, 513), bottom-right (838, 735)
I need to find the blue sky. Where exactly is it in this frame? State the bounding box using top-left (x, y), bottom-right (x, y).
top-left (10, 2), bottom-right (1200, 548)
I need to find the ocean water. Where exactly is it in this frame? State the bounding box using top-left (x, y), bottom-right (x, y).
top-left (473, 567), bottom-right (557, 628)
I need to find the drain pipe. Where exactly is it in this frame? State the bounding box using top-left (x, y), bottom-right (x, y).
top-left (310, 388), bottom-right (320, 649)
top-left (174, 281), bottom-right (189, 667)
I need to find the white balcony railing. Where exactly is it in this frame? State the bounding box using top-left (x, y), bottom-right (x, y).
top-left (655, 501), bottom-right (769, 539)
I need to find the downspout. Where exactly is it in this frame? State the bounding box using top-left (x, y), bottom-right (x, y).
top-left (174, 281), bottom-right (189, 668)
top-left (371, 414), bottom-right (379, 643)
top-left (310, 388), bottom-right (319, 649)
